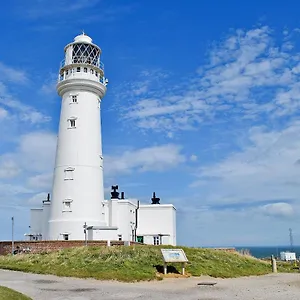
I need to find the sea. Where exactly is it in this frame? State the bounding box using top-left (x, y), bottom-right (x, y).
top-left (234, 246), bottom-right (300, 259)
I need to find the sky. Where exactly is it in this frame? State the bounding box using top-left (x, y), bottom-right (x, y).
top-left (1, 0), bottom-right (300, 247)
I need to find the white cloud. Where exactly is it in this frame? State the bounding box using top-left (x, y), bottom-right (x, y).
top-left (20, 0), bottom-right (100, 19)
top-left (0, 158), bottom-right (21, 179)
top-left (117, 26), bottom-right (300, 133)
top-left (190, 154), bottom-right (198, 162)
top-left (0, 62), bottom-right (28, 85)
top-left (27, 192), bottom-right (48, 206)
top-left (104, 144), bottom-right (186, 175)
top-left (260, 202), bottom-right (294, 218)
top-left (191, 121), bottom-right (300, 205)
top-left (27, 173), bottom-right (53, 190)
top-left (0, 107), bottom-right (8, 120)
top-left (18, 132), bottom-right (57, 173)
top-left (0, 97), bottom-right (51, 125)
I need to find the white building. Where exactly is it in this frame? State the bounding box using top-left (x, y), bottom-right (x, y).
top-left (280, 251), bottom-right (296, 261)
top-left (26, 33), bottom-right (176, 246)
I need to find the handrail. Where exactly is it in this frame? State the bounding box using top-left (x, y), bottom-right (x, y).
top-left (60, 59), bottom-right (104, 71)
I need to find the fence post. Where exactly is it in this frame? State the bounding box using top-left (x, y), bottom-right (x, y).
top-left (271, 255), bottom-right (277, 273)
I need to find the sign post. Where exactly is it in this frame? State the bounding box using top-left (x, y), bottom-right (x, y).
top-left (11, 217), bottom-right (14, 255)
top-left (161, 249), bottom-right (189, 275)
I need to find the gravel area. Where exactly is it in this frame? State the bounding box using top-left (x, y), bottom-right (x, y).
top-left (0, 270), bottom-right (299, 300)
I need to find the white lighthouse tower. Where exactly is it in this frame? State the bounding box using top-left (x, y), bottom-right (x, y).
top-left (48, 33), bottom-right (108, 240)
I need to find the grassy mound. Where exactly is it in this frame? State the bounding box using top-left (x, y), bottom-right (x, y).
top-left (0, 245), bottom-right (272, 282)
top-left (0, 286), bottom-right (32, 300)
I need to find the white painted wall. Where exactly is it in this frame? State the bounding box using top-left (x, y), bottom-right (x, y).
top-left (30, 209), bottom-right (43, 238)
top-left (137, 204), bottom-right (176, 246)
top-left (42, 202), bottom-right (51, 240)
top-left (48, 34), bottom-right (107, 240)
top-left (280, 251), bottom-right (296, 261)
top-left (117, 200), bottom-right (136, 241)
top-left (88, 228), bottom-right (118, 241)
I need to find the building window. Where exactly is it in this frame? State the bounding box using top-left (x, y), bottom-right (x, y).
top-left (84, 67), bottom-right (87, 73)
top-left (153, 236), bottom-right (160, 246)
top-left (66, 70), bottom-right (69, 75)
top-left (77, 67), bottom-right (80, 72)
top-left (137, 236), bottom-right (144, 243)
top-left (63, 234), bottom-right (69, 241)
top-left (95, 71), bottom-right (98, 77)
top-left (63, 199), bottom-right (72, 212)
top-left (118, 235), bottom-right (122, 241)
top-left (64, 167), bottom-right (75, 180)
top-left (91, 69), bottom-right (94, 74)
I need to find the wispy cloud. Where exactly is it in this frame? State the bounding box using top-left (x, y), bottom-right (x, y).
top-left (191, 120), bottom-right (300, 205)
top-left (104, 144), bottom-right (186, 176)
top-left (0, 62), bottom-right (28, 85)
top-left (0, 96), bottom-right (51, 124)
top-left (19, 0), bottom-right (100, 19)
top-left (116, 26), bottom-right (300, 133)
top-left (17, 0), bottom-right (135, 27)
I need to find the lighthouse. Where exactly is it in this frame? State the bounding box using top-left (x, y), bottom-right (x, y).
top-left (48, 33), bottom-right (108, 240)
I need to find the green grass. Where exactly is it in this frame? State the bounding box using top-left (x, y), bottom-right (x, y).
top-left (0, 245), bottom-right (279, 282)
top-left (0, 286), bottom-right (32, 300)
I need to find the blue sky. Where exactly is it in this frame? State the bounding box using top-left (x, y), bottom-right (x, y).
top-left (1, 0), bottom-right (300, 246)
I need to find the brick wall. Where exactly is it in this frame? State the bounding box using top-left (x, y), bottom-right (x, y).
top-left (0, 240), bottom-right (141, 256)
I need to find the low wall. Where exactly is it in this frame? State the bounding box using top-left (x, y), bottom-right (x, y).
top-left (0, 240), bottom-right (141, 256)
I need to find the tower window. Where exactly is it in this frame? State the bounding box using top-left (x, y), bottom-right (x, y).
top-left (95, 71), bottom-right (98, 77)
top-left (72, 95), bottom-right (77, 103)
top-left (64, 167), bottom-right (75, 180)
top-left (63, 234), bottom-right (69, 241)
top-left (118, 235), bottom-right (122, 241)
top-left (84, 67), bottom-right (87, 73)
top-left (63, 199), bottom-right (73, 212)
top-left (76, 67), bottom-right (80, 72)
top-left (70, 119), bottom-right (76, 127)
top-left (66, 70), bottom-right (69, 75)
top-left (90, 69), bottom-right (94, 74)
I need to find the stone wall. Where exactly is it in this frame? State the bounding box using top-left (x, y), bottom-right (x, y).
top-left (0, 240), bottom-right (141, 256)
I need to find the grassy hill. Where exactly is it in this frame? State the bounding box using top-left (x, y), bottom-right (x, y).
top-left (0, 286), bottom-right (32, 300)
top-left (0, 245), bottom-right (281, 282)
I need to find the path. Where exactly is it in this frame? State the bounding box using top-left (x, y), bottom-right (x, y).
top-left (0, 270), bottom-right (299, 300)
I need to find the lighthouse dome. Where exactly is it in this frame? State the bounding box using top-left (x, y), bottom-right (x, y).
top-left (74, 33), bottom-right (92, 44)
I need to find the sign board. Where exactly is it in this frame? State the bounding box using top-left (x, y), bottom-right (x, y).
top-left (161, 249), bottom-right (188, 263)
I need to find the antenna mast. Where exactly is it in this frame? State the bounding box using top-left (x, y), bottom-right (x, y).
top-left (289, 228), bottom-right (294, 252)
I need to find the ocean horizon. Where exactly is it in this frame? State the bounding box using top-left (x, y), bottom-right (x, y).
top-left (234, 246), bottom-right (300, 259)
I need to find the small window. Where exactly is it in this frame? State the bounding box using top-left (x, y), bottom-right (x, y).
top-left (63, 234), bottom-right (69, 241)
top-left (64, 167), bottom-right (75, 180)
top-left (153, 236), bottom-right (160, 246)
top-left (90, 69), bottom-right (94, 74)
top-left (118, 235), bottom-right (122, 241)
top-left (137, 236), bottom-right (144, 243)
top-left (63, 199), bottom-right (72, 212)
top-left (66, 70), bottom-right (69, 75)
top-left (70, 119), bottom-right (76, 127)
top-left (77, 67), bottom-right (80, 72)
top-left (72, 95), bottom-right (77, 103)
top-left (84, 67), bottom-right (87, 73)
top-left (95, 71), bottom-right (98, 77)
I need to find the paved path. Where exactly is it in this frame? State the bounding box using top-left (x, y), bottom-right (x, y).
top-left (0, 270), bottom-right (299, 300)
